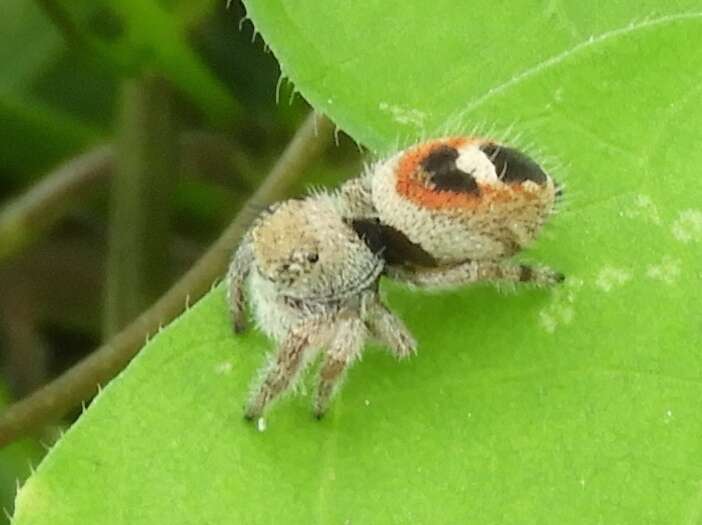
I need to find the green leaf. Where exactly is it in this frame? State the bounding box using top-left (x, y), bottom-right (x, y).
top-left (35, 0), bottom-right (240, 126)
top-left (13, 2), bottom-right (702, 524)
top-left (0, 387), bottom-right (42, 525)
top-left (0, 94), bottom-right (100, 175)
top-left (0, 1), bottom-right (99, 176)
top-left (0, 1), bottom-right (62, 94)
top-left (106, 0), bottom-right (241, 125)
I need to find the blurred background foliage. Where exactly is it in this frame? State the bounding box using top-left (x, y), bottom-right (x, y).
top-left (0, 1), bottom-right (358, 519)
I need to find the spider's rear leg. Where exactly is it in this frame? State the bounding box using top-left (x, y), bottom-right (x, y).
top-left (362, 293), bottom-right (416, 359)
top-left (387, 260), bottom-right (564, 288)
top-left (313, 317), bottom-right (367, 419)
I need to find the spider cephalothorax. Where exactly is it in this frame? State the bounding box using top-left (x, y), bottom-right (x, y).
top-left (228, 193), bottom-right (415, 421)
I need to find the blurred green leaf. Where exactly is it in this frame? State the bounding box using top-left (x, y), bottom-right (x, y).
top-left (0, 0), bottom-right (240, 179)
top-left (0, 1), bottom-right (62, 94)
top-left (0, 388), bottom-right (42, 525)
top-left (13, 2), bottom-right (702, 524)
top-left (26, 0), bottom-right (240, 126)
top-left (0, 1), bottom-right (97, 177)
top-left (106, 0), bottom-right (240, 125)
top-left (193, 6), bottom-right (303, 123)
top-left (171, 0), bottom-right (220, 31)
top-left (0, 94), bottom-right (99, 175)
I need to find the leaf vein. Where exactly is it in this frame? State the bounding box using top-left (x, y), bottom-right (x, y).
top-left (462, 11), bottom-right (702, 116)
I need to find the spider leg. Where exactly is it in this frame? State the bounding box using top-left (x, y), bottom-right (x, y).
top-left (245, 318), bottom-right (321, 420)
top-left (387, 260), bottom-right (564, 289)
top-left (337, 173), bottom-right (375, 218)
top-left (313, 317), bottom-right (367, 419)
top-left (362, 292), bottom-right (416, 359)
top-left (227, 232), bottom-right (254, 333)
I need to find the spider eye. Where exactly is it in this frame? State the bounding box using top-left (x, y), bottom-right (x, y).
top-left (307, 253), bottom-right (319, 263)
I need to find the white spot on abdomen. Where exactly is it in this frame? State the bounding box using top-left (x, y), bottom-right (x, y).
top-left (455, 145), bottom-right (498, 183)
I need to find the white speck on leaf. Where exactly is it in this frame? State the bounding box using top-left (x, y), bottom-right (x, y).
top-left (559, 306), bottom-right (574, 323)
top-left (664, 410), bottom-right (673, 424)
top-left (378, 102), bottom-right (426, 128)
top-left (623, 194), bottom-right (661, 224)
top-left (671, 209), bottom-right (702, 243)
top-left (595, 266), bottom-right (632, 292)
top-left (646, 256), bottom-right (681, 284)
top-left (538, 277), bottom-right (583, 333)
top-left (554, 87), bottom-right (564, 102)
top-left (257, 417), bottom-right (267, 432)
top-left (539, 311), bottom-right (557, 333)
top-left (215, 361), bottom-right (233, 374)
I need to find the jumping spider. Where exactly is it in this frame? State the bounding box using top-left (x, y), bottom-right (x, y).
top-left (228, 136), bottom-right (564, 422)
top-left (339, 136), bottom-right (565, 288)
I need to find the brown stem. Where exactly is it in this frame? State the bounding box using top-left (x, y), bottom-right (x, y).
top-left (0, 280), bottom-right (49, 398)
top-left (0, 132), bottom-right (252, 264)
top-left (0, 112), bottom-right (335, 448)
top-left (0, 146), bottom-right (112, 262)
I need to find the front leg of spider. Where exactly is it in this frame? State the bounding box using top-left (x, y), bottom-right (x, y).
top-left (244, 318), bottom-right (322, 420)
top-left (227, 231), bottom-right (254, 334)
top-left (313, 316), bottom-right (367, 419)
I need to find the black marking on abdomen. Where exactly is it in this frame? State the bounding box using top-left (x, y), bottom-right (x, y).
top-left (480, 143), bottom-right (548, 185)
top-left (350, 219), bottom-right (437, 267)
top-left (420, 145), bottom-right (480, 194)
